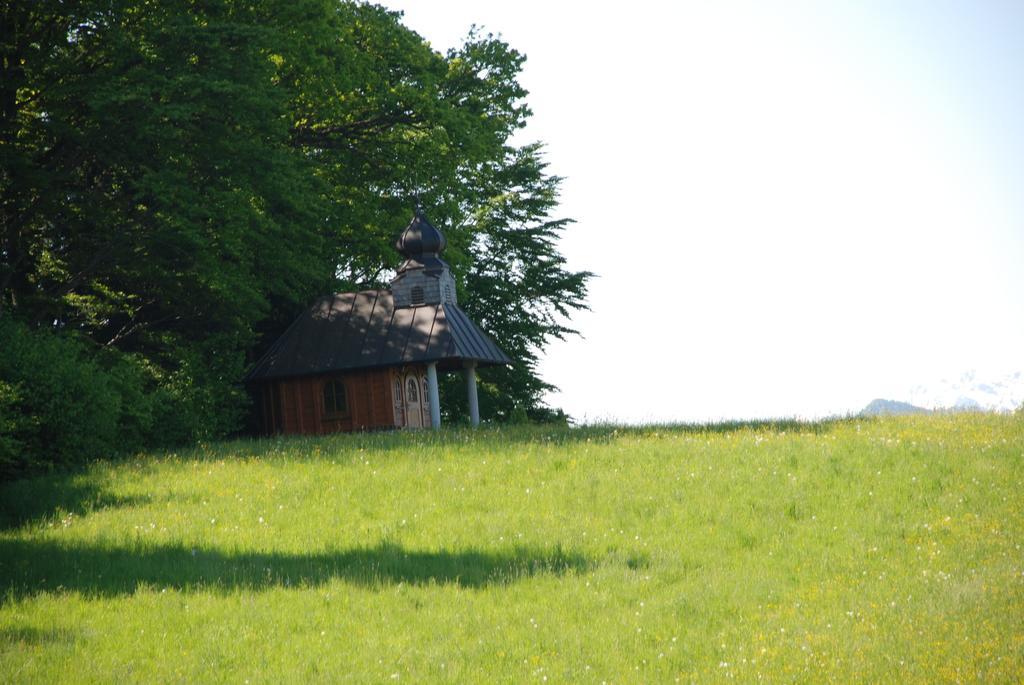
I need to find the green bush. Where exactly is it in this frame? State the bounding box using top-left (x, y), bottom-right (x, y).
top-left (0, 379), bottom-right (30, 476)
top-left (147, 338), bottom-right (249, 446)
top-left (0, 319), bottom-right (155, 479)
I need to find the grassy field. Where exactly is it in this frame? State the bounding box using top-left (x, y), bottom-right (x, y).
top-left (1, 413), bottom-right (1022, 683)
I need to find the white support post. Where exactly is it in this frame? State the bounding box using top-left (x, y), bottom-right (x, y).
top-left (465, 361), bottom-right (480, 427)
top-left (426, 362), bottom-right (441, 429)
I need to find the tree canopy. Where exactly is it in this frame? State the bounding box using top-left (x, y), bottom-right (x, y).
top-left (0, 0), bottom-right (590, 473)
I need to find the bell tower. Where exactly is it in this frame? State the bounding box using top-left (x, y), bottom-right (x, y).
top-left (391, 207), bottom-right (458, 308)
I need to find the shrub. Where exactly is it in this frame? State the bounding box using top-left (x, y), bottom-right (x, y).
top-left (147, 338), bottom-right (249, 445)
top-left (0, 318), bottom-right (154, 479)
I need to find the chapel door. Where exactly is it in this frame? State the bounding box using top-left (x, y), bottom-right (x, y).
top-left (392, 376), bottom-right (405, 427)
top-left (404, 374), bottom-right (423, 428)
top-left (421, 375), bottom-right (431, 427)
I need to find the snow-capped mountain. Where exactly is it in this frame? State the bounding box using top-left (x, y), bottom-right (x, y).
top-left (907, 370), bottom-right (1024, 413)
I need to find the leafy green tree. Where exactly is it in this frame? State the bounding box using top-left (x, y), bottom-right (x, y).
top-left (271, 14), bottom-right (592, 421)
top-left (2, 0), bottom-right (332, 439)
top-left (452, 143), bottom-right (591, 422)
top-left (1, 0), bottom-right (590, 450)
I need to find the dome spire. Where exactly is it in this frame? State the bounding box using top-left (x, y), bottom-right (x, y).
top-left (390, 206), bottom-right (458, 308)
top-left (395, 206), bottom-right (446, 258)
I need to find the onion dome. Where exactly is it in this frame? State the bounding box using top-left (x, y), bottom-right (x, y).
top-left (391, 206), bottom-right (458, 307)
top-left (395, 207), bottom-right (447, 257)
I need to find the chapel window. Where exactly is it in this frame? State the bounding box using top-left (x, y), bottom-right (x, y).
top-left (322, 380), bottom-right (348, 415)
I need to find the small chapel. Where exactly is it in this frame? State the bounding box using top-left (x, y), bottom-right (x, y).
top-left (246, 209), bottom-right (510, 435)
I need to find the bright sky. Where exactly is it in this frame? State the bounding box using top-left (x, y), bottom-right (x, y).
top-left (381, 0), bottom-right (1024, 422)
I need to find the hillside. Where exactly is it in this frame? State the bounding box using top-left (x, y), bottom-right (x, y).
top-left (1, 414), bottom-right (1022, 683)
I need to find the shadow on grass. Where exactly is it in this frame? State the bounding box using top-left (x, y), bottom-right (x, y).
top-left (0, 474), bottom-right (151, 532)
top-left (0, 539), bottom-right (593, 601)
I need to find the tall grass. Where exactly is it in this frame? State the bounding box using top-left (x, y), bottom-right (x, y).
top-left (1, 413), bottom-right (1021, 682)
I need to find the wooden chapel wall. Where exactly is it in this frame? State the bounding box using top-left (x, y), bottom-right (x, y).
top-left (262, 367), bottom-right (397, 435)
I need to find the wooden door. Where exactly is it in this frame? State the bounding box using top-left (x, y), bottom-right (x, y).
top-left (420, 375), bottom-right (431, 427)
top-left (392, 376), bottom-right (405, 427)
top-left (404, 374), bottom-right (423, 428)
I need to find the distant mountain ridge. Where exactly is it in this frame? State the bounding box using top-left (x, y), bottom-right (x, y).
top-left (859, 371), bottom-right (1024, 417)
top-left (909, 370), bottom-right (1023, 413)
top-left (860, 399), bottom-right (931, 416)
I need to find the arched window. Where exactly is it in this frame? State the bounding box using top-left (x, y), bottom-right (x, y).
top-left (411, 286), bottom-right (425, 305)
top-left (422, 377), bottom-right (430, 405)
top-left (322, 379), bottom-right (347, 415)
top-left (406, 377), bottom-right (419, 402)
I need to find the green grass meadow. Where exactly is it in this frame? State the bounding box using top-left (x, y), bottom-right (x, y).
top-left (1, 414), bottom-right (1022, 682)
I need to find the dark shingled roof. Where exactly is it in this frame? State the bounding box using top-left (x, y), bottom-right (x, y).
top-left (246, 290), bottom-right (511, 382)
